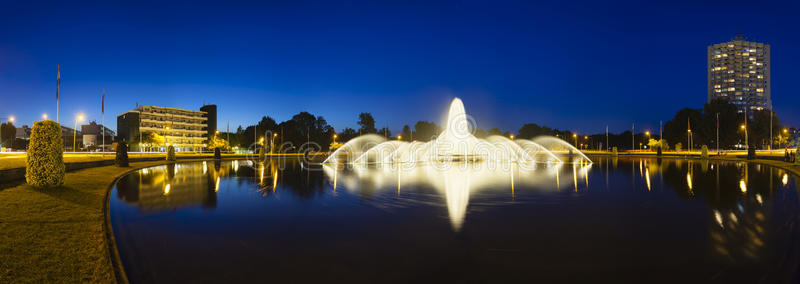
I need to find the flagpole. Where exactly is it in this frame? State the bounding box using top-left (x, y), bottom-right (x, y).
top-left (56, 64), bottom-right (60, 124)
top-left (102, 88), bottom-right (106, 155)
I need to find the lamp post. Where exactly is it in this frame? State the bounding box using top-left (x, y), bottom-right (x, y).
top-left (164, 126), bottom-right (170, 152)
top-left (73, 114), bottom-right (83, 151)
top-left (644, 131), bottom-right (650, 151)
top-left (741, 124), bottom-right (748, 150)
top-left (572, 133), bottom-right (578, 147)
top-left (0, 116), bottom-right (14, 149)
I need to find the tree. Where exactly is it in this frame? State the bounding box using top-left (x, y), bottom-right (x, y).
top-left (1, 122), bottom-right (15, 148)
top-left (414, 121), bottom-right (440, 141)
top-left (338, 128), bottom-right (358, 143)
top-left (141, 132), bottom-right (165, 150)
top-left (703, 99), bottom-right (739, 148)
top-left (487, 128), bottom-right (503, 136)
top-left (401, 125), bottom-right (412, 141)
top-left (208, 133), bottom-right (230, 149)
top-left (357, 113), bottom-right (377, 134)
top-left (518, 123), bottom-right (555, 139)
top-left (749, 110), bottom-right (781, 149)
top-left (663, 108), bottom-right (704, 150)
top-left (378, 127), bottom-right (392, 138)
top-left (25, 120), bottom-right (65, 187)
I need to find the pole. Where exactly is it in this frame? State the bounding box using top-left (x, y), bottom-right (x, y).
top-left (73, 118), bottom-right (77, 152)
top-left (56, 65), bottom-right (60, 124)
top-left (769, 111), bottom-right (773, 150)
top-left (102, 88), bottom-right (105, 154)
top-left (631, 123), bottom-right (634, 151)
top-left (744, 108), bottom-right (749, 150)
top-left (605, 125), bottom-right (608, 152)
top-left (716, 113), bottom-right (719, 154)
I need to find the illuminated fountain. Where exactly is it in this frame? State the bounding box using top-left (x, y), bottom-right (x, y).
top-left (322, 98), bottom-right (592, 231)
top-left (324, 98), bottom-right (590, 165)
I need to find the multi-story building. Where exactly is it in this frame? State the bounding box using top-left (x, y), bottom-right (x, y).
top-left (708, 34), bottom-right (771, 113)
top-left (80, 121), bottom-right (115, 149)
top-left (117, 105), bottom-right (214, 151)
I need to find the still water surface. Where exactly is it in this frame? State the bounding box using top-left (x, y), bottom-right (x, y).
top-left (110, 158), bottom-right (800, 283)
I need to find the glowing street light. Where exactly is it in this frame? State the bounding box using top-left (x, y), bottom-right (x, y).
top-left (510, 134), bottom-right (515, 140)
top-left (42, 113), bottom-right (48, 120)
top-left (73, 113), bottom-right (84, 151)
top-left (397, 135), bottom-right (402, 140)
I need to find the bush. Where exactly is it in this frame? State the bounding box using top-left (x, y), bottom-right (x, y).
top-left (26, 120), bottom-right (65, 187)
top-left (116, 141), bottom-right (129, 167)
top-left (166, 145), bottom-right (176, 161)
top-left (214, 147), bottom-right (221, 160)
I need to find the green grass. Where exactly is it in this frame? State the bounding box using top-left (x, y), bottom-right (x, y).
top-left (0, 161), bottom-right (166, 283)
top-left (0, 153), bottom-right (254, 171)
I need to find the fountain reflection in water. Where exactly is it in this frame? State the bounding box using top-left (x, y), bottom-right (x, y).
top-left (322, 98), bottom-right (593, 230)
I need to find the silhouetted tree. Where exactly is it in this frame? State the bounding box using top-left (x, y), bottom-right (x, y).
top-left (338, 128), bottom-right (358, 143)
top-left (401, 125), bottom-right (412, 141)
top-left (358, 113), bottom-right (377, 134)
top-left (414, 121), bottom-right (440, 141)
top-left (1, 122), bottom-right (15, 148)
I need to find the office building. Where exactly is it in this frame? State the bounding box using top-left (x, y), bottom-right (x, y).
top-left (117, 105), bottom-right (213, 151)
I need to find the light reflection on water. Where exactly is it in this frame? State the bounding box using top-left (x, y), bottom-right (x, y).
top-left (110, 158), bottom-right (800, 283)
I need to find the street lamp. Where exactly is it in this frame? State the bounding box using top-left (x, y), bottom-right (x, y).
top-left (42, 114), bottom-right (48, 120)
top-left (572, 133), bottom-right (578, 147)
top-left (397, 135), bottom-right (402, 140)
top-left (74, 114), bottom-right (83, 151)
top-left (740, 124), bottom-right (748, 150)
top-left (644, 131), bottom-right (651, 151)
top-left (510, 134), bottom-right (515, 140)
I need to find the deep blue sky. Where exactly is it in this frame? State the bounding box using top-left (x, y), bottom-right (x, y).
top-left (1, 0), bottom-right (798, 134)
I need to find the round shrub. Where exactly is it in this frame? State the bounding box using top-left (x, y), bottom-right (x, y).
top-left (26, 120), bottom-right (65, 187)
top-left (116, 141), bottom-right (129, 167)
top-left (166, 145), bottom-right (176, 161)
top-left (214, 147), bottom-right (221, 160)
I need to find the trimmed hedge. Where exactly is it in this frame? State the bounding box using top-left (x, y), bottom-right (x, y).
top-left (166, 145), bottom-right (176, 161)
top-left (116, 141), bottom-right (129, 167)
top-left (26, 120), bottom-right (65, 187)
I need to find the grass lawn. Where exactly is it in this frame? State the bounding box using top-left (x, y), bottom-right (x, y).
top-left (0, 161), bottom-right (167, 283)
top-left (0, 152), bottom-right (254, 171)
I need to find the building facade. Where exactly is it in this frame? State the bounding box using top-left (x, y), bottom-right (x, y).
top-left (80, 121), bottom-right (115, 149)
top-left (707, 35), bottom-right (771, 113)
top-left (117, 105), bottom-right (211, 151)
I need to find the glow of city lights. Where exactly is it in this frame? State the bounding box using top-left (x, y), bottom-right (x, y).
top-left (163, 184), bottom-right (171, 195)
top-left (714, 210), bottom-right (723, 228)
top-left (739, 179), bottom-right (747, 193)
top-left (645, 168), bottom-right (651, 191)
top-left (783, 174), bottom-right (789, 186)
top-left (215, 177), bottom-right (220, 192)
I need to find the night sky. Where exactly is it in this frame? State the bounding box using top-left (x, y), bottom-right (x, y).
top-left (1, 0), bottom-right (798, 135)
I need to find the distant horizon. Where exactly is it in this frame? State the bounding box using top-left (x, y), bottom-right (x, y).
top-left (2, 1), bottom-right (799, 135)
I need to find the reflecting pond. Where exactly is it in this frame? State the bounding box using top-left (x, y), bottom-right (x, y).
top-left (110, 158), bottom-right (800, 283)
